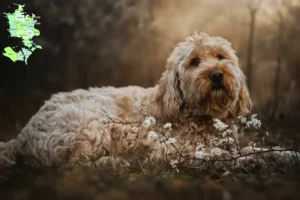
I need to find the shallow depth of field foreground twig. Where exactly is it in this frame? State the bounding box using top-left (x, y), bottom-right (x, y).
top-left (95, 111), bottom-right (300, 177)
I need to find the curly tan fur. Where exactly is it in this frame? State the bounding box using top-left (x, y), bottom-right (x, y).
top-left (0, 33), bottom-right (251, 168)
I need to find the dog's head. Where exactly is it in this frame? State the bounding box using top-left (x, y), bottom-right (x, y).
top-left (155, 33), bottom-right (251, 121)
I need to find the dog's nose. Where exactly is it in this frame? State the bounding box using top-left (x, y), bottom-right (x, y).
top-left (209, 70), bottom-right (223, 84)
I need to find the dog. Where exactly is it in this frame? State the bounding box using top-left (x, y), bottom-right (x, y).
top-left (0, 33), bottom-right (251, 168)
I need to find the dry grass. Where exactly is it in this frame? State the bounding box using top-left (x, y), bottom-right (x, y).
top-left (1, 158), bottom-right (300, 200)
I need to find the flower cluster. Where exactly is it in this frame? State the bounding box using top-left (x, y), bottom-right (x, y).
top-left (195, 151), bottom-right (210, 159)
top-left (170, 159), bottom-right (178, 168)
top-left (165, 138), bottom-right (177, 145)
top-left (97, 112), bottom-right (299, 175)
top-left (196, 143), bottom-right (205, 151)
top-left (238, 114), bottom-right (262, 129)
top-left (248, 141), bottom-right (257, 147)
top-left (222, 129), bottom-right (232, 137)
top-left (143, 116), bottom-right (156, 128)
top-left (213, 118), bottom-right (228, 131)
top-left (212, 136), bottom-right (235, 147)
top-left (163, 123), bottom-right (172, 130)
top-left (195, 143), bottom-right (209, 159)
top-left (132, 126), bottom-right (139, 133)
top-left (170, 159), bottom-right (180, 172)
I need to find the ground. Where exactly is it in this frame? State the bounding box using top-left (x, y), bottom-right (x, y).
top-left (1, 163), bottom-right (300, 200)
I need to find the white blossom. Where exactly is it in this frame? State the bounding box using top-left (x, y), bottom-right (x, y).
top-left (149, 116), bottom-right (156, 124)
top-left (222, 129), bottom-right (232, 137)
top-left (165, 138), bottom-right (177, 144)
top-left (252, 116), bottom-right (261, 129)
top-left (143, 116), bottom-right (156, 128)
top-left (219, 137), bottom-right (235, 145)
top-left (212, 136), bottom-right (220, 147)
top-left (147, 131), bottom-right (158, 139)
top-left (246, 121), bottom-right (252, 128)
top-left (163, 123), bottom-right (172, 130)
top-left (239, 114), bottom-right (262, 129)
top-left (238, 116), bottom-right (247, 123)
top-left (211, 147), bottom-right (222, 156)
top-left (132, 126), bottom-right (139, 133)
top-left (222, 171), bottom-right (231, 177)
top-left (248, 141), bottom-right (257, 147)
top-left (266, 132), bottom-right (269, 136)
top-left (195, 151), bottom-right (209, 159)
top-left (213, 118), bottom-right (228, 131)
top-left (143, 119), bottom-right (151, 127)
top-left (196, 143), bottom-right (205, 151)
top-left (212, 136), bottom-right (236, 147)
top-left (170, 159), bottom-right (178, 168)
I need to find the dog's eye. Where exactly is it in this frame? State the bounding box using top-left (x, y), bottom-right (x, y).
top-left (191, 58), bottom-right (201, 66)
top-left (217, 55), bottom-right (225, 60)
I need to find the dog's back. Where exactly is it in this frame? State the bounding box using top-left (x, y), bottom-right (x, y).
top-left (0, 86), bottom-right (156, 167)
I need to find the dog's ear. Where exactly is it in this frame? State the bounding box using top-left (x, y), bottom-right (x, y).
top-left (154, 39), bottom-right (194, 121)
top-left (233, 74), bottom-right (252, 117)
top-left (154, 61), bottom-right (183, 121)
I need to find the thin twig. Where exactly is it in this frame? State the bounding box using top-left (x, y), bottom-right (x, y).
top-left (100, 108), bottom-right (142, 125)
top-left (185, 148), bottom-right (300, 163)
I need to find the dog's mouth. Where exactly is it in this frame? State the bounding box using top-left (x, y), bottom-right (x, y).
top-left (211, 83), bottom-right (225, 91)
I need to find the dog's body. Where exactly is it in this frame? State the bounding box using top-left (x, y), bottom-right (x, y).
top-left (13, 86), bottom-right (156, 167)
top-left (0, 33), bottom-right (251, 168)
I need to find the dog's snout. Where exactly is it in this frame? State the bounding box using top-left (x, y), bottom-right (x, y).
top-left (209, 70), bottom-right (223, 84)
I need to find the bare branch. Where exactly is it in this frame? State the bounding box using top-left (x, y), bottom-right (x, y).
top-left (100, 108), bottom-right (142, 125)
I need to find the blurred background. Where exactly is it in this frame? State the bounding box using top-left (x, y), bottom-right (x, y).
top-left (0, 0), bottom-right (300, 141)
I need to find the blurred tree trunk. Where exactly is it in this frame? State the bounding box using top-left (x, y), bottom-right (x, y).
top-left (246, 9), bottom-right (257, 94)
top-left (269, 10), bottom-right (284, 123)
top-left (146, 0), bottom-right (156, 86)
top-left (246, 0), bottom-right (263, 94)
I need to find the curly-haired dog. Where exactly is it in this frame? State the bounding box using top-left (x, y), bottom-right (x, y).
top-left (0, 33), bottom-right (251, 168)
